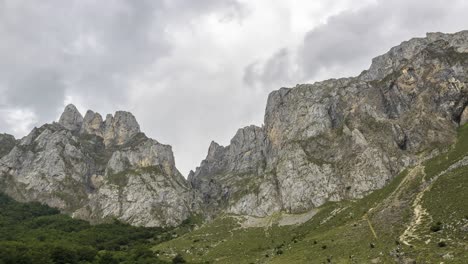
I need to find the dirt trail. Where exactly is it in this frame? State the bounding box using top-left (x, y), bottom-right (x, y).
top-left (399, 170), bottom-right (430, 246)
top-left (400, 156), bottom-right (468, 245)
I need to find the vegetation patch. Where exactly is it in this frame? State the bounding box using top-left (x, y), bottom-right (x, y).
top-left (0, 192), bottom-right (198, 264)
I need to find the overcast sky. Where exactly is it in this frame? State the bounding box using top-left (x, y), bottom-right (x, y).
top-left (1, 0), bottom-right (467, 176)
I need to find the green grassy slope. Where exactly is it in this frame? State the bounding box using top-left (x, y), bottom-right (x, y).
top-left (155, 125), bottom-right (468, 264)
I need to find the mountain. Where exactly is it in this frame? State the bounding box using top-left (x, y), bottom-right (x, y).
top-left (189, 31), bottom-right (468, 221)
top-left (0, 105), bottom-right (195, 227)
top-left (156, 123), bottom-right (468, 263)
top-left (0, 30), bottom-right (467, 241)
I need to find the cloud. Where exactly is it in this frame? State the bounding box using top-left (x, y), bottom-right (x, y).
top-left (243, 48), bottom-right (296, 88)
top-left (245, 0), bottom-right (468, 87)
top-left (0, 107), bottom-right (38, 136)
top-left (0, 0), bottom-right (466, 175)
top-left (0, 0), bottom-right (242, 124)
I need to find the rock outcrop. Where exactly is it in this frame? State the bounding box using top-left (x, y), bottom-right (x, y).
top-left (190, 31), bottom-right (468, 217)
top-left (0, 106), bottom-right (194, 227)
top-left (58, 104), bottom-right (83, 131)
top-left (0, 133), bottom-right (16, 159)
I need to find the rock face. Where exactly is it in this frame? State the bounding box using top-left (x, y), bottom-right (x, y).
top-left (0, 134), bottom-right (16, 159)
top-left (0, 106), bottom-right (193, 227)
top-left (190, 31), bottom-right (468, 217)
top-left (58, 104), bottom-right (83, 131)
top-left (1, 31), bottom-right (467, 227)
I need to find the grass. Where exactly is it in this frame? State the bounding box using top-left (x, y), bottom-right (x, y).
top-left (154, 168), bottom-right (413, 263)
top-left (424, 123), bottom-right (468, 179)
top-left (155, 124), bottom-right (468, 263)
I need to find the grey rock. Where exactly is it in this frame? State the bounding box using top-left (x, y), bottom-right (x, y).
top-left (191, 30), bottom-right (468, 218)
top-left (1, 30), bottom-right (467, 227)
top-left (103, 111), bottom-right (141, 146)
top-left (0, 133), bottom-right (16, 158)
top-left (80, 110), bottom-right (104, 136)
top-left (58, 104), bottom-right (83, 131)
top-left (0, 107), bottom-right (194, 227)
top-left (81, 109), bottom-right (141, 146)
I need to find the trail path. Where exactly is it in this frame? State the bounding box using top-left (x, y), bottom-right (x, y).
top-left (400, 156), bottom-right (468, 245)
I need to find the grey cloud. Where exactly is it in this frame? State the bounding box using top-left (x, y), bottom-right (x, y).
top-left (0, 0), bottom-right (242, 129)
top-left (244, 0), bottom-right (468, 87)
top-left (1, 0), bottom-right (466, 176)
top-left (243, 48), bottom-right (294, 88)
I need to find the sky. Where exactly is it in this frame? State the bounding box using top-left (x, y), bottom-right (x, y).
top-left (0, 0), bottom-right (467, 176)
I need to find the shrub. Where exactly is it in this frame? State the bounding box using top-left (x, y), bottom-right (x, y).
top-left (172, 253), bottom-right (186, 264)
top-left (97, 252), bottom-right (118, 264)
top-left (430, 221), bottom-right (443, 232)
top-left (0, 191), bottom-right (173, 264)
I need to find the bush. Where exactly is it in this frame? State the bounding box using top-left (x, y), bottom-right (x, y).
top-left (430, 221), bottom-right (443, 232)
top-left (50, 246), bottom-right (79, 264)
top-left (97, 252), bottom-right (119, 264)
top-left (172, 253), bottom-right (186, 264)
top-left (0, 192), bottom-right (174, 264)
top-left (438, 241), bottom-right (447, 247)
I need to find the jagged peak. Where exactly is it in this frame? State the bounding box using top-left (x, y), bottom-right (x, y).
top-left (230, 125), bottom-right (264, 147)
top-left (83, 110), bottom-right (95, 120)
top-left (81, 110), bottom-right (104, 136)
top-left (56, 104), bottom-right (143, 146)
top-left (101, 111), bottom-right (141, 145)
top-left (58, 104), bottom-right (83, 131)
top-left (112, 111), bottom-right (140, 131)
top-left (206, 141), bottom-right (224, 160)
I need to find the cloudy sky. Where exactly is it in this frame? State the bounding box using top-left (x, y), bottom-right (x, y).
top-left (1, 0), bottom-right (467, 175)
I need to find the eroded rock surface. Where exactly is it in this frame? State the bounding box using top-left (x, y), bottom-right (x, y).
top-left (0, 106), bottom-right (194, 227)
top-left (190, 31), bottom-right (468, 217)
top-left (1, 31), bottom-right (467, 226)
top-left (0, 133), bottom-right (16, 159)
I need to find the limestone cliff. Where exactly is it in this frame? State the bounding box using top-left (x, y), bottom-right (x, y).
top-left (0, 106), bottom-right (194, 227)
top-left (0, 133), bottom-right (16, 159)
top-left (189, 31), bottom-right (468, 218)
top-left (1, 30), bottom-right (467, 226)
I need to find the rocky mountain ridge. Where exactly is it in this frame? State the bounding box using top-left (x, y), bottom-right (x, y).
top-left (189, 30), bottom-right (468, 218)
top-left (0, 106), bottom-right (194, 227)
top-left (0, 30), bottom-right (467, 227)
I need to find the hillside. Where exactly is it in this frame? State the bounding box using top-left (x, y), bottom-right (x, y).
top-left (155, 124), bottom-right (468, 263)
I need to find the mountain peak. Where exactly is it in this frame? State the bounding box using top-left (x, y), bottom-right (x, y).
top-left (103, 111), bottom-right (140, 145)
top-left (58, 104), bottom-right (83, 131)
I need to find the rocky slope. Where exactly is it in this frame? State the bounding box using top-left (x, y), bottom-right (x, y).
top-left (189, 31), bottom-right (468, 218)
top-left (0, 105), bottom-right (194, 227)
top-left (0, 133), bottom-right (16, 158)
top-left (157, 123), bottom-right (468, 263)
